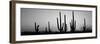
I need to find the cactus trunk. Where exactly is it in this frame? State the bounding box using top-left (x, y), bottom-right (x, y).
top-left (59, 12), bottom-right (61, 31)
top-left (83, 18), bottom-right (86, 31)
top-left (70, 11), bottom-right (76, 32)
top-left (64, 15), bottom-right (67, 32)
top-left (48, 21), bottom-right (51, 32)
top-left (35, 22), bottom-right (36, 31)
top-left (57, 18), bottom-right (59, 30)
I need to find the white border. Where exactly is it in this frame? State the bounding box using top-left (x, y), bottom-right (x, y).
top-left (16, 3), bottom-right (96, 41)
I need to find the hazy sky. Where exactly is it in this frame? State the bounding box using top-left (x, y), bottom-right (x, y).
top-left (21, 8), bottom-right (92, 32)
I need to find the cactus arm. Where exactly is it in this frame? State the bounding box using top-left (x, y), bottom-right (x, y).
top-left (37, 25), bottom-right (39, 32)
top-left (59, 12), bottom-right (61, 30)
top-left (57, 17), bottom-right (60, 30)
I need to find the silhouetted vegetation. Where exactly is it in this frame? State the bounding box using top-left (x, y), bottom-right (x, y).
top-left (83, 18), bottom-right (86, 31)
top-left (48, 21), bottom-right (51, 32)
top-left (56, 12), bottom-right (68, 32)
top-left (21, 11), bottom-right (92, 36)
top-left (35, 22), bottom-right (39, 33)
top-left (56, 12), bottom-right (63, 32)
top-left (70, 11), bottom-right (76, 32)
top-left (64, 15), bottom-right (67, 32)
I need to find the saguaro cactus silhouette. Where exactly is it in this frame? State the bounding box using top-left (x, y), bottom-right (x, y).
top-left (70, 11), bottom-right (76, 32)
top-left (57, 12), bottom-right (63, 32)
top-left (48, 21), bottom-right (51, 32)
top-left (83, 18), bottom-right (86, 31)
top-left (64, 15), bottom-right (67, 32)
top-left (35, 22), bottom-right (39, 33)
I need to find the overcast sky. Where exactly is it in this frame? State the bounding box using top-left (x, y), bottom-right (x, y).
top-left (21, 8), bottom-right (92, 32)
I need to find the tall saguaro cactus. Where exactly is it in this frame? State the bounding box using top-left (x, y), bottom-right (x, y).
top-left (64, 15), bottom-right (67, 32)
top-left (83, 18), bottom-right (86, 31)
top-left (48, 21), bottom-right (51, 32)
top-left (57, 12), bottom-right (63, 32)
top-left (35, 22), bottom-right (39, 33)
top-left (70, 11), bottom-right (76, 32)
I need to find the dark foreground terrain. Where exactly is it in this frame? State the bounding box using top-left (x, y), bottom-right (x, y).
top-left (21, 29), bottom-right (92, 36)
